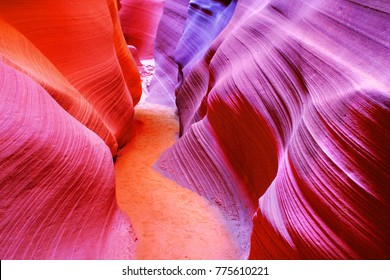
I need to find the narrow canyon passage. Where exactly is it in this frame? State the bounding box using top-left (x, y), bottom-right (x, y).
top-left (115, 101), bottom-right (240, 259)
top-left (1, 0), bottom-right (388, 261)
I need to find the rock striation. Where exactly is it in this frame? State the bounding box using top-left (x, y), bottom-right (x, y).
top-left (146, 0), bottom-right (189, 107)
top-left (1, 0), bottom-right (389, 260)
top-left (119, 0), bottom-right (165, 60)
top-left (0, 0), bottom-right (142, 153)
top-left (155, 0), bottom-right (390, 259)
top-left (0, 0), bottom-right (140, 259)
top-left (0, 63), bottom-right (135, 259)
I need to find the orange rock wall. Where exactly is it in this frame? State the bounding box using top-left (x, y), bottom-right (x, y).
top-left (119, 0), bottom-right (165, 59)
top-left (0, 0), bottom-right (140, 259)
top-left (0, 0), bottom-right (142, 152)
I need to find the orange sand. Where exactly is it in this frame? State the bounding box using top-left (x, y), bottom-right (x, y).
top-left (115, 102), bottom-right (240, 259)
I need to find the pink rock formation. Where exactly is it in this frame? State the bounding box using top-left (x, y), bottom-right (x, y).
top-left (0, 63), bottom-right (135, 259)
top-left (174, 0), bottom-right (236, 80)
top-left (148, 0), bottom-right (236, 107)
top-left (1, 0), bottom-right (389, 260)
top-left (147, 0), bottom-right (189, 106)
top-left (0, 20), bottom-right (118, 155)
top-left (0, 0), bottom-right (140, 259)
top-left (119, 0), bottom-right (165, 59)
top-left (155, 0), bottom-right (390, 259)
top-left (0, 0), bottom-right (142, 152)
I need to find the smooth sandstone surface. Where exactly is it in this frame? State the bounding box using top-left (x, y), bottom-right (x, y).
top-left (146, 0), bottom-right (189, 107)
top-left (119, 0), bottom-right (165, 59)
top-left (0, 63), bottom-right (135, 259)
top-left (0, 0), bottom-right (140, 259)
top-left (155, 0), bottom-right (390, 259)
top-left (1, 0), bottom-right (389, 260)
top-left (0, 20), bottom-right (118, 154)
top-left (0, 0), bottom-right (142, 152)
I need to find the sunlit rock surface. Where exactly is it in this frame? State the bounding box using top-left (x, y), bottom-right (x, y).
top-left (0, 0), bottom-right (140, 259)
top-left (0, 0), bottom-right (142, 152)
top-left (155, 0), bottom-right (390, 259)
top-left (146, 0), bottom-right (189, 107)
top-left (0, 63), bottom-right (135, 259)
top-left (119, 0), bottom-right (165, 59)
top-left (174, 0), bottom-right (236, 80)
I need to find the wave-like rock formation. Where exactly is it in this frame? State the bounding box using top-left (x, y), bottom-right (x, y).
top-left (119, 0), bottom-right (165, 59)
top-left (146, 0), bottom-right (189, 107)
top-left (174, 0), bottom-right (236, 82)
top-left (148, 0), bottom-right (237, 107)
top-left (1, 0), bottom-right (389, 260)
top-left (0, 63), bottom-right (135, 259)
top-left (155, 0), bottom-right (390, 259)
top-left (0, 0), bottom-right (139, 259)
top-left (0, 0), bottom-right (141, 153)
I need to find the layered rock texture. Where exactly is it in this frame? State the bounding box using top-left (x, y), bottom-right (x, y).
top-left (155, 0), bottom-right (390, 259)
top-left (0, 63), bottom-right (135, 259)
top-left (0, 0), bottom-right (142, 153)
top-left (147, 0), bottom-right (189, 106)
top-left (0, 0), bottom-right (139, 259)
top-left (119, 0), bottom-right (165, 59)
top-left (1, 0), bottom-right (389, 260)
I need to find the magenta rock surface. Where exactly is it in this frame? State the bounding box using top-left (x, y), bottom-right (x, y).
top-left (174, 0), bottom-right (236, 83)
top-left (174, 0), bottom-right (236, 76)
top-left (146, 0), bottom-right (189, 107)
top-left (119, 0), bottom-right (165, 59)
top-left (0, 63), bottom-right (135, 259)
top-left (155, 0), bottom-right (390, 258)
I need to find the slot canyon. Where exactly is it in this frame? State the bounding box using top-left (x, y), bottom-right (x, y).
top-left (0, 0), bottom-right (389, 259)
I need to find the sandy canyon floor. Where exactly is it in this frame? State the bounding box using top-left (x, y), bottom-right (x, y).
top-left (114, 99), bottom-right (240, 259)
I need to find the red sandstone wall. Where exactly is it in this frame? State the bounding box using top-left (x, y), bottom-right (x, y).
top-left (0, 0), bottom-right (142, 152)
top-left (0, 63), bottom-right (136, 259)
top-left (0, 0), bottom-right (140, 259)
top-left (119, 0), bottom-right (165, 59)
